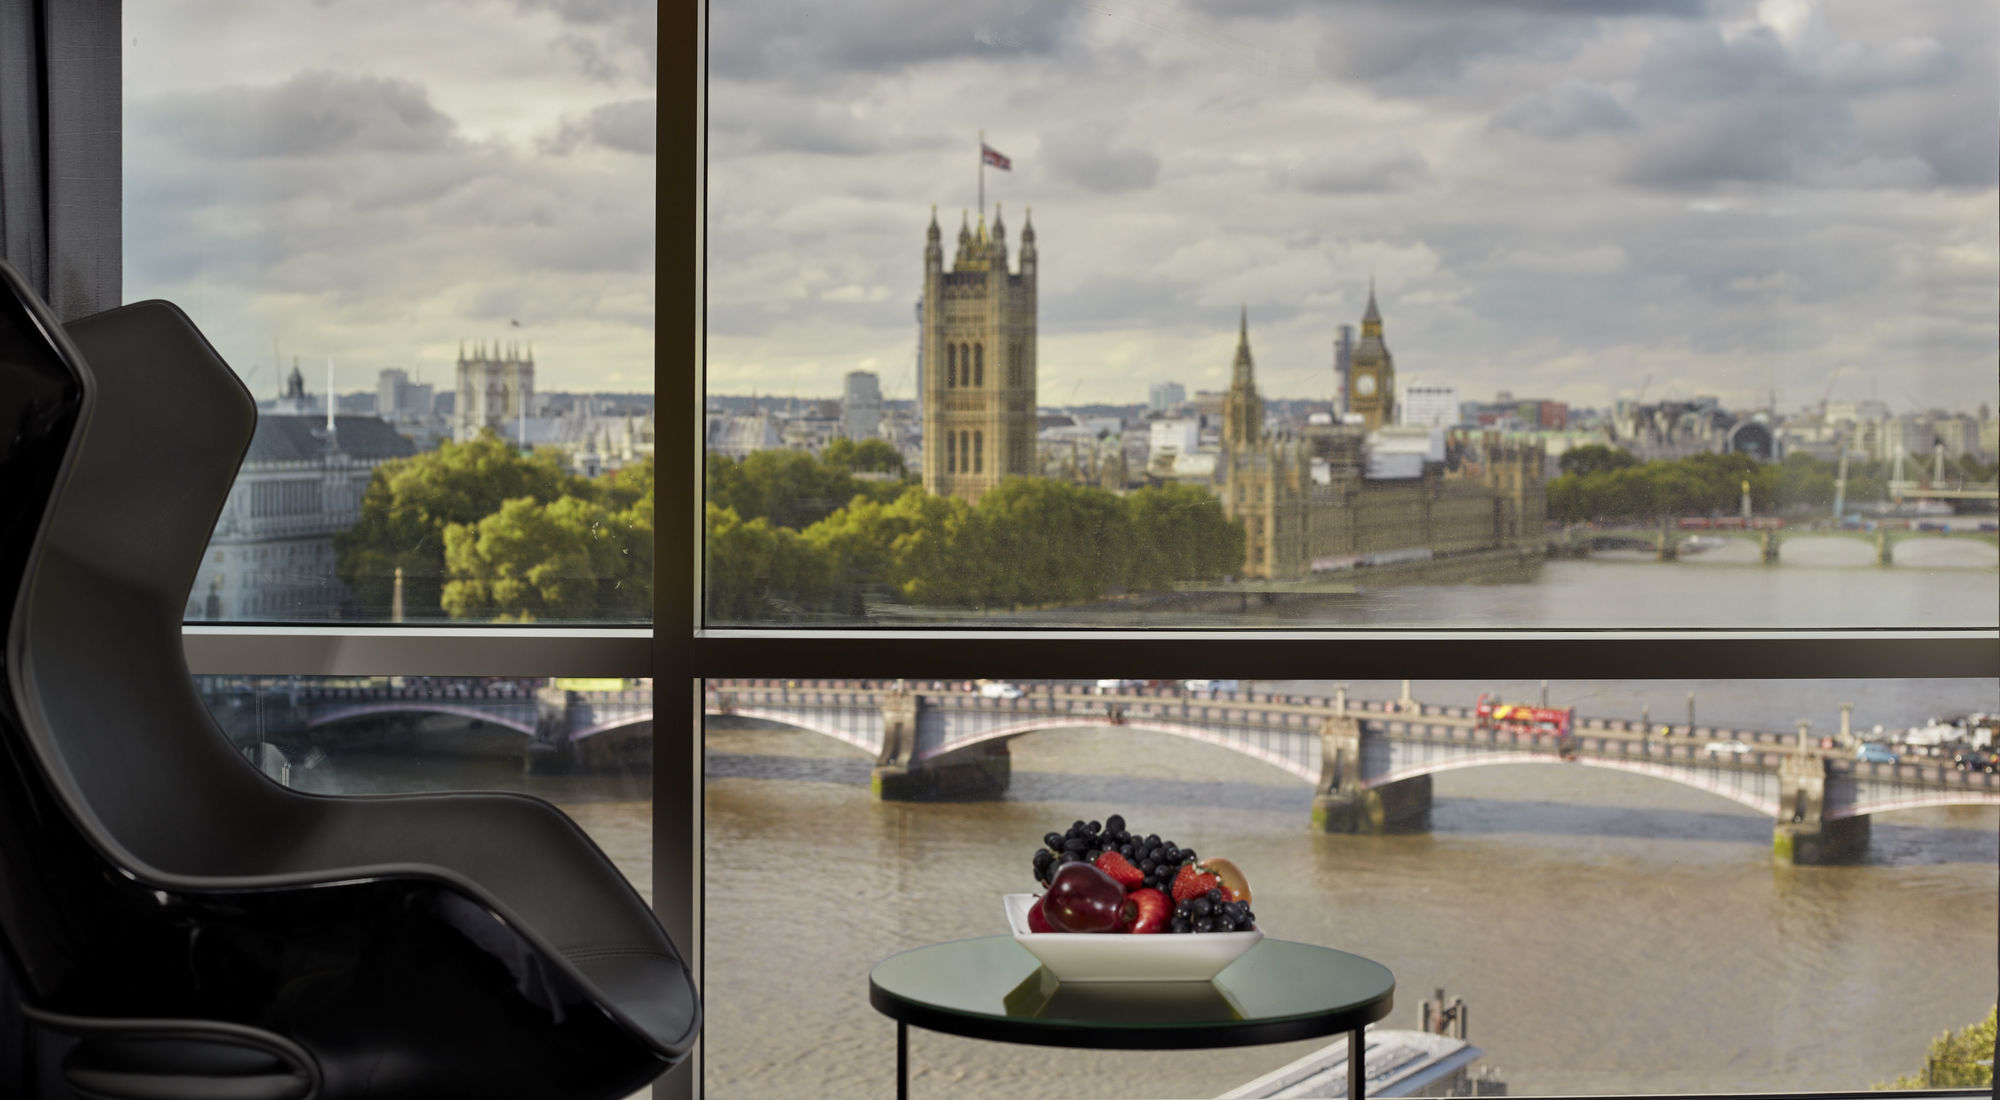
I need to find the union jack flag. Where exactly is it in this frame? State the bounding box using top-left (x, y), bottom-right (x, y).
top-left (981, 143), bottom-right (1011, 171)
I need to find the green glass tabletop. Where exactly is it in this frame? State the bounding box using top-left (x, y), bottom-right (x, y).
top-left (868, 937), bottom-right (1394, 1050)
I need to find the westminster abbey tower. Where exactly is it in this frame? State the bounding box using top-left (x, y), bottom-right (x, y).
top-left (921, 205), bottom-right (1037, 501)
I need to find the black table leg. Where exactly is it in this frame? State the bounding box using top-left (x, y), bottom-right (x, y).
top-left (1348, 1026), bottom-right (1364, 1099)
top-left (897, 1020), bottom-right (908, 1100)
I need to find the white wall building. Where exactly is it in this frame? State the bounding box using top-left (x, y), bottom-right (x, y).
top-left (187, 416), bottom-right (417, 621)
top-left (842, 370), bottom-right (884, 442)
top-left (1399, 381), bottom-right (1460, 428)
top-left (1149, 381), bottom-right (1186, 413)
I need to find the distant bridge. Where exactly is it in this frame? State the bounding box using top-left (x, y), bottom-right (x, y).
top-left (1556, 522), bottom-right (1999, 565)
top-left (199, 678), bottom-right (654, 771)
top-left (704, 679), bottom-right (2000, 865)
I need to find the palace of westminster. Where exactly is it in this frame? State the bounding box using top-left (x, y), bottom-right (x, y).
top-left (919, 205), bottom-right (1547, 581)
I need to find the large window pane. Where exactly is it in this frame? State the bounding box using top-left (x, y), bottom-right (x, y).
top-left (128, 1), bottom-right (657, 625)
top-left (703, 676), bottom-right (1998, 1096)
top-left (703, 1), bottom-right (1999, 629)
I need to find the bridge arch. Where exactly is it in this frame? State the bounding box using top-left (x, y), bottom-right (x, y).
top-left (572, 713), bottom-right (655, 741)
top-left (921, 717), bottom-right (1320, 784)
top-left (1831, 793), bottom-right (2000, 820)
top-left (705, 707), bottom-right (883, 758)
top-left (1367, 755), bottom-right (1781, 817)
top-left (305, 702), bottom-right (538, 736)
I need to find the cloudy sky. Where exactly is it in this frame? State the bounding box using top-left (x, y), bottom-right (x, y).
top-left (707, 0), bottom-right (1998, 414)
top-left (124, 0), bottom-right (656, 397)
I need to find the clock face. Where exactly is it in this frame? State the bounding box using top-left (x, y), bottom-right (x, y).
top-left (1355, 373), bottom-right (1377, 397)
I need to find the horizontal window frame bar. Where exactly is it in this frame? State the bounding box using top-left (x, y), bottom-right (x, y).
top-left (182, 626), bottom-right (653, 676)
top-left (689, 631), bottom-right (1999, 680)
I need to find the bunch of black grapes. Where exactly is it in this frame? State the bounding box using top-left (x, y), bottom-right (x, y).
top-left (1028, 813), bottom-right (1194, 894)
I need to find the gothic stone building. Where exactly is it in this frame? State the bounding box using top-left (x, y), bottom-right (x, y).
top-left (1220, 302), bottom-right (1545, 580)
top-left (456, 340), bottom-right (535, 443)
top-left (921, 206), bottom-right (1037, 501)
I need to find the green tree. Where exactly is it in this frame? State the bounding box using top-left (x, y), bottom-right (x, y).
top-left (336, 431), bottom-right (584, 618)
top-left (821, 437), bottom-right (908, 477)
top-left (704, 503), bottom-right (833, 621)
top-left (1558, 443), bottom-right (1639, 478)
top-left (1878, 1005), bottom-right (1995, 1088)
top-left (706, 449), bottom-right (905, 530)
top-left (441, 495), bottom-right (611, 622)
top-left (1124, 482), bottom-right (1245, 591)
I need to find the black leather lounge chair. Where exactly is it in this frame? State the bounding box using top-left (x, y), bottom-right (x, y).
top-left (0, 260), bottom-right (698, 1099)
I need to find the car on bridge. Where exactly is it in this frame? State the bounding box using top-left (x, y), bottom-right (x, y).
top-left (1703, 739), bottom-right (1752, 757)
top-left (1856, 742), bottom-right (1899, 764)
top-left (978, 681), bottom-right (1024, 700)
top-left (1952, 748), bottom-right (1996, 774)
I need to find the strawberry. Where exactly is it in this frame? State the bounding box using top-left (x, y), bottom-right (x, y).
top-left (1093, 850), bottom-right (1144, 891)
top-left (1171, 861), bottom-right (1220, 902)
top-left (1027, 896), bottom-right (1055, 934)
top-left (1118, 888), bottom-right (1171, 934)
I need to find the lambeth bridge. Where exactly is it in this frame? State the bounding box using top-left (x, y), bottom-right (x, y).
top-left (1556, 522), bottom-right (2000, 564)
top-left (198, 677), bottom-right (654, 771)
top-left (704, 679), bottom-right (2000, 865)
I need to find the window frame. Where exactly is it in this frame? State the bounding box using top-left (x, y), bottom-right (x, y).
top-left (82, 1), bottom-right (1989, 1097)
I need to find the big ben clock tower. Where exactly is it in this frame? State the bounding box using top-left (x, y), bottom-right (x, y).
top-left (1347, 282), bottom-right (1395, 431)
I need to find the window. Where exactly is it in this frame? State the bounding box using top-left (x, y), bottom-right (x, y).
top-left (128, 3), bottom-right (658, 628)
top-left (974, 342), bottom-right (984, 387)
top-left (974, 429), bottom-right (984, 473)
top-left (696, 3), bottom-right (1995, 1100)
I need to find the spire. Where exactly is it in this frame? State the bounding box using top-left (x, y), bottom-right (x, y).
top-left (1232, 306), bottom-right (1255, 387)
top-left (927, 204), bottom-right (940, 240)
top-left (992, 203), bottom-right (1005, 237)
top-left (958, 210), bottom-right (971, 245)
top-left (975, 211), bottom-right (987, 244)
top-left (1021, 206), bottom-right (1035, 242)
top-left (1363, 279), bottom-right (1381, 325)
top-left (458, 340), bottom-right (465, 361)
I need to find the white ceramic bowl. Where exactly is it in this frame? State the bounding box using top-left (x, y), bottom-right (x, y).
top-left (1003, 894), bottom-right (1262, 982)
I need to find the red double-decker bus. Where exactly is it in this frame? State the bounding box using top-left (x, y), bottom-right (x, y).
top-left (1474, 694), bottom-right (1574, 737)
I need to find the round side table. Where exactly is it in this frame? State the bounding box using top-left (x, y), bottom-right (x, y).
top-left (869, 937), bottom-right (1394, 1098)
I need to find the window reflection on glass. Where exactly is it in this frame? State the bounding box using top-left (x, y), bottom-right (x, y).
top-left (704, 1), bottom-right (2000, 629)
top-left (197, 675), bottom-right (653, 904)
top-left (703, 676), bottom-right (1999, 1097)
top-left (126, 2), bottom-right (657, 624)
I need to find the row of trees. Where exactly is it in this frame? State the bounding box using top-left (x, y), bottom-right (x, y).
top-left (705, 455), bottom-right (1245, 621)
top-left (335, 432), bottom-right (654, 622)
top-left (1548, 446), bottom-right (1999, 525)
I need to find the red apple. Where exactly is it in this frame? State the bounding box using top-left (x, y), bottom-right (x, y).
top-left (1027, 896), bottom-right (1054, 934)
top-left (1118, 888), bottom-right (1172, 934)
top-left (1042, 862), bottom-right (1124, 933)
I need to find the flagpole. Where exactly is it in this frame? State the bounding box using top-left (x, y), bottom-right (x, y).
top-left (978, 129), bottom-right (984, 224)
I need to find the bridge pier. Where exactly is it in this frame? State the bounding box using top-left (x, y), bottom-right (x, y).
top-left (869, 688), bottom-right (1011, 801)
top-left (1772, 752), bottom-right (1869, 864)
top-left (1759, 530), bottom-right (1780, 564)
top-left (1656, 527), bottom-right (1677, 562)
top-left (1311, 715), bottom-right (1432, 833)
top-left (1875, 528), bottom-right (1892, 567)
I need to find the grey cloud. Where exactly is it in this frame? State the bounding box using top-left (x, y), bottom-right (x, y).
top-left (1490, 80), bottom-right (1636, 140)
top-left (1290, 148), bottom-right (1430, 194)
top-left (541, 98), bottom-right (656, 156)
top-left (132, 71), bottom-right (458, 159)
top-left (711, 0), bottom-right (1078, 81)
top-left (517, 0), bottom-right (657, 83)
top-left (1620, 94), bottom-right (1852, 188)
top-left (1042, 124), bottom-right (1160, 193)
top-left (1305, 1), bottom-right (1707, 96)
top-left (709, 85), bottom-right (921, 157)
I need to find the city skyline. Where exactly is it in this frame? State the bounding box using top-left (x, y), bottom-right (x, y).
top-left (708, 0), bottom-right (1998, 413)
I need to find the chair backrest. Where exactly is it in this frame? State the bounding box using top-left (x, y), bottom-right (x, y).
top-left (10, 291), bottom-right (303, 885)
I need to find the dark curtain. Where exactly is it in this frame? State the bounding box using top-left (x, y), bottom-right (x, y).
top-left (0, 5), bottom-right (117, 1094)
top-left (0, 0), bottom-right (119, 322)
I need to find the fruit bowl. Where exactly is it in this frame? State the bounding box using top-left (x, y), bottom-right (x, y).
top-left (1003, 894), bottom-right (1262, 983)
